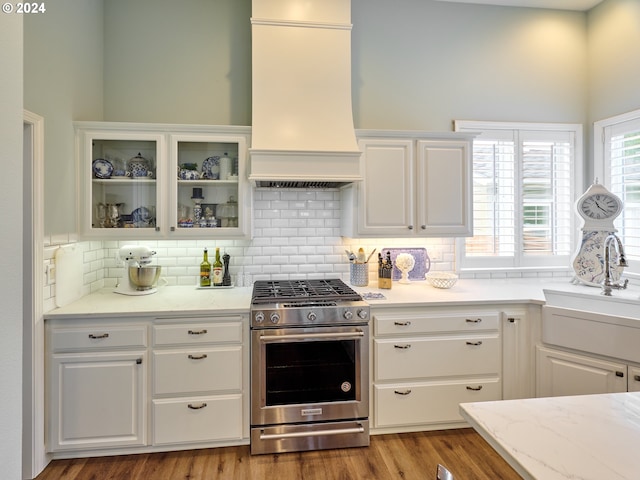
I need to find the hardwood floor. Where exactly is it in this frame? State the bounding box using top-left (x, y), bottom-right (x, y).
top-left (36, 429), bottom-right (521, 480)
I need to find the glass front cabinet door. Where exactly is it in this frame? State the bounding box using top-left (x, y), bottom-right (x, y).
top-left (76, 123), bottom-right (251, 239)
top-left (170, 133), bottom-right (248, 238)
top-left (78, 127), bottom-right (166, 238)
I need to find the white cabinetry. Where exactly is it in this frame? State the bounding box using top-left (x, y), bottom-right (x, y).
top-left (48, 322), bottom-right (148, 451)
top-left (341, 131), bottom-right (473, 238)
top-left (151, 317), bottom-right (245, 446)
top-left (76, 122), bottom-right (251, 239)
top-left (537, 305), bottom-right (640, 397)
top-left (372, 308), bottom-right (501, 433)
top-left (537, 346), bottom-right (627, 397)
top-left (46, 313), bottom-right (249, 458)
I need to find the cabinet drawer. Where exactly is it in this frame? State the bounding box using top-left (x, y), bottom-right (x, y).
top-left (374, 312), bottom-right (499, 336)
top-left (153, 394), bottom-right (243, 445)
top-left (374, 378), bottom-right (501, 428)
top-left (153, 346), bottom-right (242, 395)
top-left (153, 321), bottom-right (243, 346)
top-left (51, 325), bottom-right (147, 352)
top-left (375, 334), bottom-right (500, 381)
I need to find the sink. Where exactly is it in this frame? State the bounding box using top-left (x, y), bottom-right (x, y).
top-left (543, 287), bottom-right (640, 321)
top-left (543, 286), bottom-right (640, 363)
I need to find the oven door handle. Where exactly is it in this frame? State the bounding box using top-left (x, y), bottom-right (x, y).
top-left (259, 330), bottom-right (365, 342)
top-left (259, 425), bottom-right (365, 441)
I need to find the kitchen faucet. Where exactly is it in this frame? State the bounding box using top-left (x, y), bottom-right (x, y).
top-left (601, 233), bottom-right (629, 296)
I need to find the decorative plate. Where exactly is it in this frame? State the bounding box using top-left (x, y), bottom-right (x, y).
top-left (202, 156), bottom-right (220, 179)
top-left (382, 247), bottom-right (431, 281)
top-left (92, 158), bottom-right (114, 179)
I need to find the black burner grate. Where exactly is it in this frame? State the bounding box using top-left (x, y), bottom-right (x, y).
top-left (251, 279), bottom-right (362, 304)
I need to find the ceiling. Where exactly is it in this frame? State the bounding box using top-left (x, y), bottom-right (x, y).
top-left (434, 0), bottom-right (604, 11)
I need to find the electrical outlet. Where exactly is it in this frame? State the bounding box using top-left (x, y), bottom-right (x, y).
top-left (45, 264), bottom-right (56, 285)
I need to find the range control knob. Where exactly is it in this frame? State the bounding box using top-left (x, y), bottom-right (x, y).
top-left (254, 312), bottom-right (265, 324)
top-left (357, 309), bottom-right (369, 320)
top-left (307, 311), bottom-right (317, 322)
top-left (343, 310), bottom-right (353, 320)
top-left (270, 312), bottom-right (280, 324)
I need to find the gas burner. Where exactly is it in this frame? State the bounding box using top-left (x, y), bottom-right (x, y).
top-left (251, 279), bottom-right (362, 305)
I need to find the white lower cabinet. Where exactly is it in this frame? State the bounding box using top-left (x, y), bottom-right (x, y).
top-left (46, 314), bottom-right (248, 457)
top-left (151, 317), bottom-right (245, 446)
top-left (372, 308), bottom-right (503, 432)
top-left (48, 322), bottom-right (148, 452)
top-left (536, 346), bottom-right (629, 397)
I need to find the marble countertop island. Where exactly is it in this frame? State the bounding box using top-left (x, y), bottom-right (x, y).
top-left (460, 392), bottom-right (640, 480)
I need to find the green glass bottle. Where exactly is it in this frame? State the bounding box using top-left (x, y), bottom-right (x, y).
top-left (199, 248), bottom-right (211, 287)
top-left (212, 247), bottom-right (223, 286)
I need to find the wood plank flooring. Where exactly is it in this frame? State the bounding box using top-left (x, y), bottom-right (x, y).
top-left (36, 429), bottom-right (521, 480)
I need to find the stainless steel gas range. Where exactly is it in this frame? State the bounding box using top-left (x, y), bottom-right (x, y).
top-left (249, 279), bottom-right (370, 455)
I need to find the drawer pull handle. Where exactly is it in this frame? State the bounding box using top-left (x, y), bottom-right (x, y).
top-left (394, 321), bottom-right (411, 327)
top-left (466, 385), bottom-right (483, 391)
top-left (188, 329), bottom-right (208, 335)
top-left (466, 318), bottom-right (482, 323)
top-left (188, 354), bottom-right (208, 360)
top-left (394, 344), bottom-right (411, 349)
top-left (88, 333), bottom-right (109, 339)
top-left (136, 358), bottom-right (142, 365)
top-left (394, 389), bottom-right (412, 396)
top-left (466, 341), bottom-right (483, 346)
top-left (634, 375), bottom-right (640, 382)
top-left (616, 371), bottom-right (624, 378)
top-left (187, 403), bottom-right (207, 410)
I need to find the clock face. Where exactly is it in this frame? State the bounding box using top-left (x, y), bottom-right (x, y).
top-left (580, 193), bottom-right (621, 220)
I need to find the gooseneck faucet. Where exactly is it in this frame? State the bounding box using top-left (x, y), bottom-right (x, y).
top-left (602, 233), bottom-right (629, 296)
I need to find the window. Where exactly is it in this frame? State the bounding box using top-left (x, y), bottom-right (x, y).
top-left (455, 121), bottom-right (583, 272)
top-left (595, 110), bottom-right (640, 277)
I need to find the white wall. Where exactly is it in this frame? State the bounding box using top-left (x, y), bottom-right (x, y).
top-left (24, 0), bottom-right (104, 235)
top-left (0, 14), bottom-right (24, 480)
top-left (351, 0), bottom-right (588, 130)
top-left (587, 0), bottom-right (640, 124)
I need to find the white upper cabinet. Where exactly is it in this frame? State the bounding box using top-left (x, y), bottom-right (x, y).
top-left (341, 131), bottom-right (474, 238)
top-left (76, 122), bottom-right (251, 240)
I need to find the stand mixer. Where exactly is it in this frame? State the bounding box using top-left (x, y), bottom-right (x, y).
top-left (115, 245), bottom-right (160, 295)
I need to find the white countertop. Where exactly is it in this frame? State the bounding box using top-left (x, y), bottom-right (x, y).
top-left (460, 393), bottom-right (640, 480)
top-left (45, 277), bottom-right (630, 319)
top-left (45, 285), bottom-right (253, 319)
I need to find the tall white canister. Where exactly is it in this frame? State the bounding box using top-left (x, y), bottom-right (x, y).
top-left (219, 152), bottom-right (231, 180)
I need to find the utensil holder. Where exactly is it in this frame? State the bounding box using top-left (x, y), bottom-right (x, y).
top-left (350, 263), bottom-right (369, 287)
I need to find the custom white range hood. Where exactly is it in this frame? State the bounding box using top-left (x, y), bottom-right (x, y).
top-left (248, 0), bottom-right (362, 188)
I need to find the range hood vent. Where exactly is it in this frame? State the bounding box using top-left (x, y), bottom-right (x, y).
top-left (249, 0), bottom-right (362, 187)
top-left (254, 180), bottom-right (346, 189)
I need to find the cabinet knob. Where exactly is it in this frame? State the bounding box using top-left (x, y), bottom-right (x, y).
top-left (408, 225), bottom-right (414, 230)
top-left (421, 225), bottom-right (426, 230)
top-left (136, 358), bottom-right (143, 365)
top-left (394, 321), bottom-right (411, 327)
top-left (634, 375), bottom-right (640, 382)
top-left (170, 226), bottom-right (175, 231)
top-left (616, 371), bottom-right (624, 377)
top-left (394, 389), bottom-right (412, 396)
top-left (188, 354), bottom-right (208, 360)
top-left (155, 226), bottom-right (160, 232)
top-left (88, 333), bottom-right (109, 339)
top-left (188, 329), bottom-right (208, 335)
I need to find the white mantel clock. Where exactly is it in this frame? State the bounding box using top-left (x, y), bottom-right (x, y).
top-left (572, 180), bottom-right (624, 286)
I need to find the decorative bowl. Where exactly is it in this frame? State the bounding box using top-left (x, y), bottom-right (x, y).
top-left (425, 272), bottom-right (458, 289)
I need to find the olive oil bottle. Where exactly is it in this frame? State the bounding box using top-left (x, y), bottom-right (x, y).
top-left (200, 248), bottom-right (211, 287)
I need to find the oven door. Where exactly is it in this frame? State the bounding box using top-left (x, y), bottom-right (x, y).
top-left (251, 324), bottom-right (369, 427)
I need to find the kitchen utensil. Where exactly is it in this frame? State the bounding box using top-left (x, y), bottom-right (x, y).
top-left (425, 271), bottom-right (458, 289)
top-left (356, 248), bottom-right (366, 263)
top-left (350, 262), bottom-right (368, 286)
top-left (365, 248), bottom-right (377, 264)
top-left (345, 250), bottom-right (356, 262)
top-left (54, 244), bottom-right (84, 307)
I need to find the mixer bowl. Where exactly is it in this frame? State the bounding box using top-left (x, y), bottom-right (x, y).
top-left (129, 266), bottom-right (161, 290)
